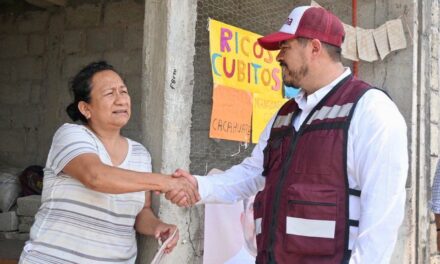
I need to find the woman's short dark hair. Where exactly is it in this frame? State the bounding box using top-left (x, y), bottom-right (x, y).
top-left (66, 61), bottom-right (116, 123)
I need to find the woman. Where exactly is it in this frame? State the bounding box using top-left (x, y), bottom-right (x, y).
top-left (19, 61), bottom-right (198, 263)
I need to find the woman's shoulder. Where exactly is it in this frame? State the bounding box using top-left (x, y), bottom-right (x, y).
top-left (56, 123), bottom-right (86, 134)
top-left (126, 138), bottom-right (151, 158)
top-left (53, 123), bottom-right (93, 143)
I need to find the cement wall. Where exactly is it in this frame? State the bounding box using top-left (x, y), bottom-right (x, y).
top-left (138, 0), bottom-right (200, 263)
top-left (0, 0), bottom-right (145, 169)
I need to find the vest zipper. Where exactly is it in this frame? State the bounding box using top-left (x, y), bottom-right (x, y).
top-left (266, 128), bottom-right (301, 264)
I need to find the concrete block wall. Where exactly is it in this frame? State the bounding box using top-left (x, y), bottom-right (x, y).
top-left (0, 195), bottom-right (40, 260)
top-left (0, 0), bottom-right (145, 168)
top-left (0, 211), bottom-right (18, 232)
top-left (0, 12), bottom-right (47, 168)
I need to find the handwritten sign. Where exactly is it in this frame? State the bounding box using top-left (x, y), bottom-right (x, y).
top-left (209, 19), bottom-right (284, 142)
top-left (252, 94), bottom-right (288, 143)
top-left (209, 19), bottom-right (283, 97)
top-left (209, 85), bottom-right (252, 142)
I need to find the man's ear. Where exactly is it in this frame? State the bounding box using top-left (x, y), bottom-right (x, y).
top-left (78, 101), bottom-right (91, 120)
top-left (310, 39), bottom-right (323, 57)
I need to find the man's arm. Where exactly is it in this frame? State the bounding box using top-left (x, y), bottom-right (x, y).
top-left (349, 90), bottom-right (408, 263)
top-left (168, 115), bottom-right (277, 206)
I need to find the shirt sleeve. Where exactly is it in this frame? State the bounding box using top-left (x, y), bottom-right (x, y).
top-left (431, 160), bottom-right (440, 213)
top-left (349, 90), bottom-right (408, 264)
top-left (194, 116), bottom-right (275, 204)
top-left (46, 123), bottom-right (98, 175)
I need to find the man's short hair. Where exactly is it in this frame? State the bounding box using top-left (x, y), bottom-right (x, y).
top-left (296, 37), bottom-right (342, 62)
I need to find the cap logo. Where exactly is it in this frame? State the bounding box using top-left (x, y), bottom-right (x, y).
top-left (285, 17), bottom-right (293, 26)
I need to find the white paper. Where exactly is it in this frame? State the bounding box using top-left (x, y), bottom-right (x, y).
top-left (356, 27), bottom-right (379, 62)
top-left (150, 229), bottom-right (178, 264)
top-left (386, 19), bottom-right (407, 51)
top-left (341, 23), bottom-right (359, 61)
top-left (203, 168), bottom-right (248, 264)
top-left (373, 23), bottom-right (391, 60)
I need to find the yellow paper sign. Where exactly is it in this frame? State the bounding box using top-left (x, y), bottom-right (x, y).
top-left (209, 19), bottom-right (283, 98)
top-left (210, 85), bottom-right (252, 142)
top-left (252, 94), bottom-right (288, 143)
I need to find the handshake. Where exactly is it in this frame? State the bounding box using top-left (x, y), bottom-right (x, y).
top-left (162, 169), bottom-right (200, 207)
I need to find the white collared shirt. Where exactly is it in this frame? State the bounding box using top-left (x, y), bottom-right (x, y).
top-left (195, 68), bottom-right (408, 264)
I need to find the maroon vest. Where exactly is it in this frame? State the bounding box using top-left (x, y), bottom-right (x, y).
top-left (254, 75), bottom-right (371, 264)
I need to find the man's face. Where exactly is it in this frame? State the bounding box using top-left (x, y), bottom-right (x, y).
top-left (276, 38), bottom-right (309, 88)
top-left (241, 196), bottom-right (257, 256)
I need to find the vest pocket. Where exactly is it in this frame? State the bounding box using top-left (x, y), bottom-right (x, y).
top-left (262, 137), bottom-right (283, 176)
top-left (284, 185), bottom-right (338, 255)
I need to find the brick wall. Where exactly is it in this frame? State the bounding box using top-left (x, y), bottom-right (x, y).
top-left (0, 0), bottom-right (144, 168)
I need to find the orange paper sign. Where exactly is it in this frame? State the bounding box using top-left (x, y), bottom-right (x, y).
top-left (209, 85), bottom-right (252, 142)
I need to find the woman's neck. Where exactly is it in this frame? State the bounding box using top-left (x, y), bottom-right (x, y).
top-left (86, 123), bottom-right (128, 166)
top-left (86, 123), bottom-right (122, 146)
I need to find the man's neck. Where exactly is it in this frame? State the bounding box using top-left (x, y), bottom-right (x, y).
top-left (302, 62), bottom-right (345, 96)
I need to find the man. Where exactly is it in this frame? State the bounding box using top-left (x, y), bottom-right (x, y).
top-left (169, 5), bottom-right (408, 264)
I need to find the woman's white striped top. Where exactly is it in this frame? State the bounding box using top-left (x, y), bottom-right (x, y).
top-left (19, 123), bottom-right (152, 264)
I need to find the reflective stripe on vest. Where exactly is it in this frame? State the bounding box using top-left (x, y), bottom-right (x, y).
top-left (306, 103), bottom-right (354, 125)
top-left (286, 217), bottom-right (336, 238)
top-left (255, 218), bottom-right (262, 235)
top-left (273, 112), bottom-right (294, 128)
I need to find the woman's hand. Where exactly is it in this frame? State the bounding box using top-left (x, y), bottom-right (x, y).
top-left (165, 169), bottom-right (199, 207)
top-left (154, 223), bottom-right (179, 254)
top-left (164, 175), bottom-right (200, 206)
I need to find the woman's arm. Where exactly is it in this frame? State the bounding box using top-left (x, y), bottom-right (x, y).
top-left (63, 153), bottom-right (199, 204)
top-left (135, 192), bottom-right (179, 253)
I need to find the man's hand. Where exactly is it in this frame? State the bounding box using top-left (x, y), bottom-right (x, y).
top-left (163, 173), bottom-right (200, 206)
top-left (165, 169), bottom-right (199, 207)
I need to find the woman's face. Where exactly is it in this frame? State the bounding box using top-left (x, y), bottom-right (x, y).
top-left (85, 70), bottom-right (131, 129)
